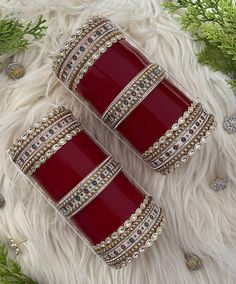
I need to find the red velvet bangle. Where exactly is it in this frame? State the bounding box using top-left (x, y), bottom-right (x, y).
top-left (54, 16), bottom-right (216, 174)
top-left (8, 106), bottom-right (165, 269)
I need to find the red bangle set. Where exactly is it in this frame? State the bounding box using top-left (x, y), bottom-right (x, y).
top-left (8, 15), bottom-right (217, 270)
top-left (8, 106), bottom-right (165, 269)
top-left (54, 16), bottom-right (216, 174)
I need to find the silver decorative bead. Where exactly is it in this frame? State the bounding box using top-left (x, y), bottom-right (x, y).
top-left (210, 177), bottom-right (229, 191)
top-left (223, 114), bottom-right (236, 134)
top-left (184, 253), bottom-right (202, 271)
top-left (0, 193), bottom-right (6, 208)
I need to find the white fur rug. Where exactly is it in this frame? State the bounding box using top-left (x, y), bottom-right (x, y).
top-left (1, 0), bottom-right (236, 283)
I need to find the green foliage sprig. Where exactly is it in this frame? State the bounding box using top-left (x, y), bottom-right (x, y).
top-left (0, 243), bottom-right (38, 284)
top-left (0, 15), bottom-right (47, 55)
top-left (163, 0), bottom-right (236, 90)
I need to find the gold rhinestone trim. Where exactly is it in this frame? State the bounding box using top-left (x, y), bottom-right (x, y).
top-left (161, 114), bottom-right (217, 174)
top-left (94, 198), bottom-right (165, 269)
top-left (57, 156), bottom-right (121, 217)
top-left (9, 107), bottom-right (71, 160)
top-left (54, 16), bottom-right (107, 75)
top-left (92, 195), bottom-right (165, 269)
top-left (102, 64), bottom-right (166, 129)
top-left (53, 16), bottom-right (124, 92)
top-left (93, 195), bottom-right (150, 251)
top-left (70, 33), bottom-right (124, 92)
top-left (142, 103), bottom-right (216, 174)
top-left (8, 107), bottom-right (83, 175)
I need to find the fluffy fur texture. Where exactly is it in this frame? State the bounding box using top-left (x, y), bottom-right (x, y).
top-left (0, 0), bottom-right (236, 283)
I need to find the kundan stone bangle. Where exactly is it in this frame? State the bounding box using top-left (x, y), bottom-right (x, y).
top-left (8, 106), bottom-right (165, 269)
top-left (53, 16), bottom-right (217, 174)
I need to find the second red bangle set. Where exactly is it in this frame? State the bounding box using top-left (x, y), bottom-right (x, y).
top-left (8, 15), bottom-right (216, 269)
top-left (53, 16), bottom-right (216, 174)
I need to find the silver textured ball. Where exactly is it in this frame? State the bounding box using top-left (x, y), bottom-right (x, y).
top-left (210, 178), bottom-right (229, 191)
top-left (223, 114), bottom-right (236, 134)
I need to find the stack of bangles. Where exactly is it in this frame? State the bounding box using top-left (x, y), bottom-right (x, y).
top-left (8, 106), bottom-right (165, 269)
top-left (53, 16), bottom-right (216, 174)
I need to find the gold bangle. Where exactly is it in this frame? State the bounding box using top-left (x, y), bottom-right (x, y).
top-left (94, 195), bottom-right (150, 252)
top-left (102, 64), bottom-right (166, 129)
top-left (54, 16), bottom-right (107, 75)
top-left (8, 107), bottom-right (83, 175)
top-left (9, 107), bottom-right (71, 160)
top-left (25, 124), bottom-right (81, 175)
top-left (93, 195), bottom-right (165, 269)
top-left (161, 115), bottom-right (217, 174)
top-left (70, 32), bottom-right (124, 92)
top-left (57, 156), bottom-right (121, 218)
top-left (59, 20), bottom-right (118, 84)
top-left (53, 16), bottom-right (124, 92)
top-left (142, 103), bottom-right (216, 174)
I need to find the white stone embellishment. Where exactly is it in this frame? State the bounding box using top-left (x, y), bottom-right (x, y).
top-left (210, 177), bottom-right (229, 191)
top-left (223, 114), bottom-right (236, 134)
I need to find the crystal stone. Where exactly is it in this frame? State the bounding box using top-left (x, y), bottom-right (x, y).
top-left (223, 114), bottom-right (236, 134)
top-left (210, 177), bottom-right (229, 191)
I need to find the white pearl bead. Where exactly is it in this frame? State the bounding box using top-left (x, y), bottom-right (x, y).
top-left (166, 130), bottom-right (172, 138)
top-left (194, 143), bottom-right (201, 150)
top-left (188, 149), bottom-right (195, 156)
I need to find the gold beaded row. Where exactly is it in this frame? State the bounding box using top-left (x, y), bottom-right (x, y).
top-left (69, 31), bottom-right (124, 90)
top-left (109, 214), bottom-right (165, 269)
top-left (142, 103), bottom-right (199, 161)
top-left (144, 103), bottom-right (202, 163)
top-left (161, 115), bottom-right (217, 174)
top-left (94, 195), bottom-right (151, 253)
top-left (54, 16), bottom-right (107, 75)
top-left (9, 107), bottom-right (70, 161)
top-left (22, 122), bottom-right (80, 175)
